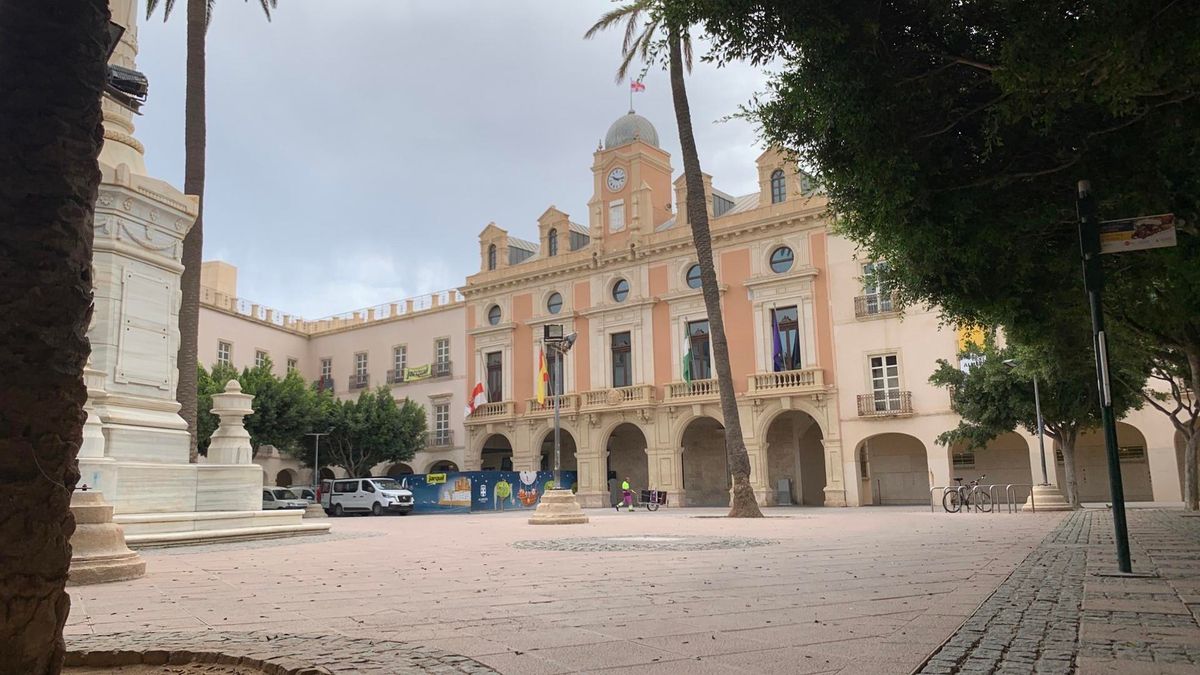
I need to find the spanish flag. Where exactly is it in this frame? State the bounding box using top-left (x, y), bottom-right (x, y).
top-left (537, 349), bottom-right (549, 405)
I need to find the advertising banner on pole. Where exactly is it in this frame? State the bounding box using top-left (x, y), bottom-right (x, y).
top-left (1099, 214), bottom-right (1176, 254)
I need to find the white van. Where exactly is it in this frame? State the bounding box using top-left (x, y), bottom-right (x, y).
top-left (320, 477), bottom-right (413, 516)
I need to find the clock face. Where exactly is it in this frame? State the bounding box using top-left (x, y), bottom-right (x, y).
top-left (607, 167), bottom-right (627, 192)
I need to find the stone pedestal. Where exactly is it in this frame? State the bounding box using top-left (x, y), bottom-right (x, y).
top-left (528, 489), bottom-right (590, 525)
top-left (304, 503), bottom-right (327, 518)
top-left (68, 491), bottom-right (146, 585)
top-left (1024, 484), bottom-right (1075, 512)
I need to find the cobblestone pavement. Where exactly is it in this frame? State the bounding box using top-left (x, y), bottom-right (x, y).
top-left (66, 630), bottom-right (497, 674)
top-left (68, 507), bottom-right (1067, 674)
top-left (917, 509), bottom-right (1200, 675)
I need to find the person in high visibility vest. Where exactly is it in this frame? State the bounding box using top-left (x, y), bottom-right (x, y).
top-left (622, 477), bottom-right (633, 512)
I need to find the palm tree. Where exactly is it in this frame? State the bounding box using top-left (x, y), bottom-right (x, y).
top-left (146, 0), bottom-right (278, 461)
top-left (0, 1), bottom-right (109, 670)
top-left (587, 3), bottom-right (763, 517)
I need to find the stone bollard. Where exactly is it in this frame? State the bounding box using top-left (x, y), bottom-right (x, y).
top-left (206, 380), bottom-right (255, 465)
top-left (68, 489), bottom-right (146, 585)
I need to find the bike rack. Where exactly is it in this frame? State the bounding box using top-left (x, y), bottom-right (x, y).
top-left (930, 483), bottom-right (1037, 514)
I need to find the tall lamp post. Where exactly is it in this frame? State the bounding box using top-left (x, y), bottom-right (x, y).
top-left (528, 324), bottom-right (587, 525)
top-left (305, 429), bottom-right (331, 489)
top-left (1004, 360), bottom-right (1048, 485)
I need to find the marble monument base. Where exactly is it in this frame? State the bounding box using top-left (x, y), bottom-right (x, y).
top-left (1024, 483), bottom-right (1075, 512)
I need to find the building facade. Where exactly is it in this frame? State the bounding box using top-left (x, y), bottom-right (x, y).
top-left (197, 110), bottom-right (1191, 507)
top-left (459, 111), bottom-right (1191, 508)
top-left (198, 262), bottom-right (468, 482)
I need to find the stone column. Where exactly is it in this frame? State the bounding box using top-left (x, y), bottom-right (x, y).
top-left (823, 438), bottom-right (849, 507)
top-left (198, 380), bottom-right (263, 511)
top-left (206, 380), bottom-right (254, 465)
top-left (745, 440), bottom-right (773, 506)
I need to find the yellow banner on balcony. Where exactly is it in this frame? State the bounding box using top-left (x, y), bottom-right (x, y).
top-left (403, 364), bottom-right (432, 382)
top-left (956, 325), bottom-right (985, 351)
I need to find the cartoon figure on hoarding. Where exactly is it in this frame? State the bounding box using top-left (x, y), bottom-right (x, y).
top-left (495, 479), bottom-right (513, 510)
top-left (517, 471), bottom-right (540, 507)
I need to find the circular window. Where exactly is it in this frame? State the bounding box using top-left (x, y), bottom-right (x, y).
top-left (612, 278), bottom-right (630, 302)
top-left (487, 305), bottom-right (501, 325)
top-left (546, 292), bottom-right (563, 314)
top-left (770, 246), bottom-right (794, 274)
top-left (685, 264), bottom-right (702, 289)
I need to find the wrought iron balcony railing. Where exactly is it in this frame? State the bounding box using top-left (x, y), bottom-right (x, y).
top-left (430, 430), bottom-right (453, 447)
top-left (854, 291), bottom-right (900, 318)
top-left (348, 373), bottom-right (370, 390)
top-left (433, 360), bottom-right (452, 378)
top-left (857, 391), bottom-right (913, 417)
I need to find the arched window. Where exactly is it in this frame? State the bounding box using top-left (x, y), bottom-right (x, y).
top-left (770, 169), bottom-right (786, 204)
top-left (487, 244), bottom-right (497, 271)
top-left (487, 304), bottom-right (502, 325)
top-left (685, 264), bottom-right (702, 289)
top-left (546, 292), bottom-right (563, 314)
top-left (548, 228), bottom-right (558, 257)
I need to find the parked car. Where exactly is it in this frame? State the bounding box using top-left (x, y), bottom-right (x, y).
top-left (320, 477), bottom-right (413, 516)
top-left (293, 486), bottom-right (317, 502)
top-left (263, 488), bottom-right (309, 510)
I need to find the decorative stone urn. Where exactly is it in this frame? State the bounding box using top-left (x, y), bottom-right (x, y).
top-left (206, 380), bottom-right (254, 465)
top-left (528, 489), bottom-right (590, 525)
top-left (68, 489), bottom-right (146, 585)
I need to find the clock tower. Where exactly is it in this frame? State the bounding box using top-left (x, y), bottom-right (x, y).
top-left (588, 110), bottom-right (674, 250)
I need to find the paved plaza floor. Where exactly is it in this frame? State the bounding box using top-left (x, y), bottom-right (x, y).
top-left (64, 506), bottom-right (1200, 674)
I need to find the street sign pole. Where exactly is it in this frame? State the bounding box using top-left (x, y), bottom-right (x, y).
top-left (1077, 179), bottom-right (1133, 574)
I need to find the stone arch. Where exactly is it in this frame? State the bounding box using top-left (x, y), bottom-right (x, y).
top-left (386, 463), bottom-right (414, 478)
top-left (670, 407), bottom-right (725, 452)
top-left (948, 432), bottom-right (1033, 487)
top-left (604, 422), bottom-right (650, 505)
top-left (538, 427), bottom-right (578, 473)
top-left (274, 469), bottom-right (296, 487)
top-left (681, 416), bottom-right (730, 507)
top-left (479, 433), bottom-right (514, 472)
top-left (428, 460), bottom-right (459, 473)
top-left (1069, 422), bottom-right (1154, 502)
top-left (755, 402), bottom-right (828, 447)
top-left (764, 410), bottom-right (825, 506)
top-left (856, 433), bottom-right (929, 505)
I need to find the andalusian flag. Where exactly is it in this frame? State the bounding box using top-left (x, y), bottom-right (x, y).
top-left (681, 335), bottom-right (692, 384)
top-left (537, 348), bottom-right (549, 404)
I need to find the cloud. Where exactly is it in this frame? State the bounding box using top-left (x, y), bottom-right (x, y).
top-left (133, 0), bottom-right (771, 317)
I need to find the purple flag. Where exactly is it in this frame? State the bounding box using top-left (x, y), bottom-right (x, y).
top-left (771, 310), bottom-right (785, 372)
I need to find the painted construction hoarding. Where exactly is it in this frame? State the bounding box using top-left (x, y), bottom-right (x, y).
top-left (401, 470), bottom-right (577, 514)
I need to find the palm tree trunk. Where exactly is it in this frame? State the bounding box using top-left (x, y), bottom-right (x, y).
top-left (0, 1), bottom-right (108, 671)
top-left (178, 0), bottom-right (208, 462)
top-left (667, 31), bottom-right (763, 518)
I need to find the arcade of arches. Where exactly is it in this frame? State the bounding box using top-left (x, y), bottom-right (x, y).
top-left (480, 433), bottom-right (513, 472)
top-left (764, 410), bottom-right (826, 506)
top-left (607, 423), bottom-right (649, 506)
top-left (539, 429), bottom-right (578, 472)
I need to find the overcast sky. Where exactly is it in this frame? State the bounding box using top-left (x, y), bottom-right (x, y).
top-left (134, 0), bottom-right (772, 318)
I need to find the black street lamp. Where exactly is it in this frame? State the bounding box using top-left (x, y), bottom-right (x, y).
top-left (543, 324), bottom-right (576, 489)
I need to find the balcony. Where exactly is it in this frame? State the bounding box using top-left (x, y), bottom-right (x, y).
top-left (433, 360), bottom-right (452, 378)
top-left (313, 376), bottom-right (335, 392)
top-left (665, 378), bottom-right (720, 402)
top-left (348, 373), bottom-right (370, 390)
top-left (748, 368), bottom-right (825, 396)
top-left (857, 391), bottom-right (913, 417)
top-left (854, 291), bottom-right (900, 318)
top-left (386, 369), bottom-right (405, 384)
top-left (581, 385), bottom-right (655, 410)
top-left (429, 430), bottom-right (454, 448)
top-left (465, 400), bottom-right (515, 423)
top-left (526, 394), bottom-right (581, 417)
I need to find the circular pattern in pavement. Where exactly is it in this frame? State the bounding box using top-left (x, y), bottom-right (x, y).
top-left (511, 534), bottom-right (778, 552)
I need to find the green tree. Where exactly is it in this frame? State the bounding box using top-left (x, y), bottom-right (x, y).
top-left (146, 0), bottom-right (279, 463)
top-left (587, 0), bottom-right (762, 517)
top-left (930, 330), bottom-right (1143, 507)
top-left (306, 387), bottom-right (426, 479)
top-left (0, 1), bottom-right (109, 669)
top-left (683, 0), bottom-right (1199, 507)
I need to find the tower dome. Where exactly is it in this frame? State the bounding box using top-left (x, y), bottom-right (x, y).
top-left (604, 111), bottom-right (659, 149)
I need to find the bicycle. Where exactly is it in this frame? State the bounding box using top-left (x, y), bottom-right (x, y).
top-left (942, 475), bottom-right (992, 513)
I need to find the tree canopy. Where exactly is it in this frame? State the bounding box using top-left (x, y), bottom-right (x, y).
top-left (303, 387), bottom-right (427, 478)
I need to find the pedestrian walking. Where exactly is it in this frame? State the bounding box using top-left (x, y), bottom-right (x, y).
top-left (622, 477), bottom-right (634, 512)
